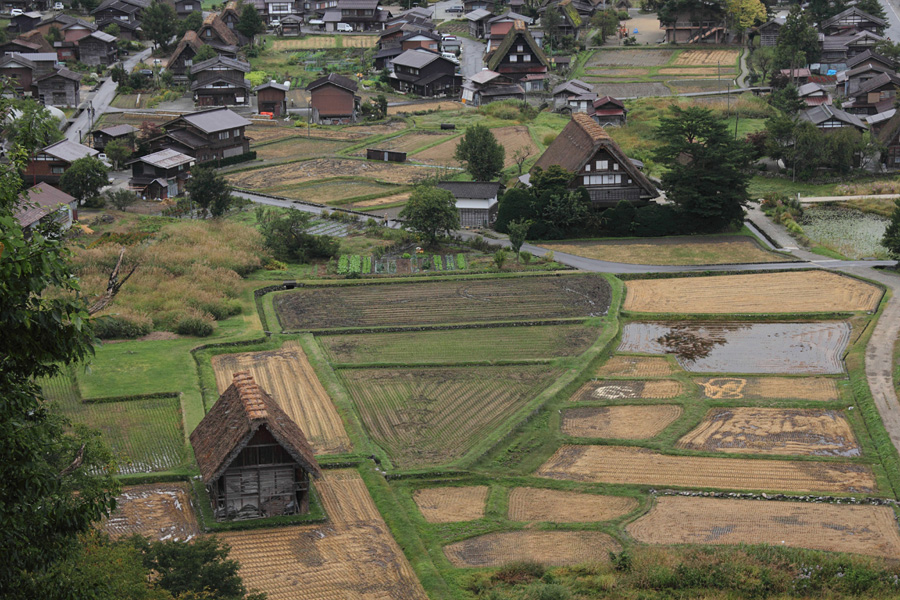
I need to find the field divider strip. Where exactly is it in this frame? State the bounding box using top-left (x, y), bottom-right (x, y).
top-left (310, 318), bottom-right (592, 337)
top-left (332, 359), bottom-right (554, 370)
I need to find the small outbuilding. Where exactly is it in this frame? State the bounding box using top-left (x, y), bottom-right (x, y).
top-left (14, 182), bottom-right (78, 234)
top-left (91, 123), bottom-right (138, 152)
top-left (437, 181), bottom-right (504, 228)
top-left (190, 372), bottom-right (322, 521)
top-left (128, 148), bottom-right (194, 200)
top-left (254, 80), bottom-right (289, 116)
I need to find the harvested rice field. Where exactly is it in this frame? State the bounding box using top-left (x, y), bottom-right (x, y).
top-left (318, 324), bottom-right (598, 364)
top-left (674, 49), bottom-right (740, 66)
top-left (596, 355), bottom-right (678, 377)
top-left (210, 341), bottom-right (351, 454)
top-left (677, 408), bottom-right (859, 457)
top-left (343, 191), bottom-right (410, 208)
top-left (226, 158), bottom-right (436, 189)
top-left (221, 470), bottom-right (428, 600)
top-left (585, 68), bottom-right (652, 77)
top-left (265, 179), bottom-right (402, 205)
top-left (254, 138), bottom-right (351, 161)
top-left (618, 321), bottom-right (851, 374)
top-left (360, 131), bottom-right (456, 155)
top-left (659, 67), bottom-right (735, 76)
top-left (536, 445), bottom-right (876, 493)
top-left (389, 100), bottom-right (465, 115)
top-left (301, 121), bottom-right (408, 141)
top-left (443, 530), bottom-right (620, 567)
top-left (572, 379), bottom-right (684, 400)
top-left (696, 377), bottom-right (841, 401)
top-left (413, 486), bottom-right (489, 523)
top-left (411, 125), bottom-right (539, 169)
top-left (274, 275), bottom-right (611, 330)
top-left (627, 496), bottom-right (900, 558)
top-left (540, 236), bottom-right (790, 266)
top-left (507, 487), bottom-right (638, 522)
top-left (623, 271), bottom-right (882, 314)
top-left (340, 365), bottom-right (561, 468)
top-left (581, 82), bottom-right (672, 97)
top-left (561, 405), bottom-right (683, 439)
top-left (102, 483), bottom-right (199, 541)
top-left (587, 49), bottom-right (674, 66)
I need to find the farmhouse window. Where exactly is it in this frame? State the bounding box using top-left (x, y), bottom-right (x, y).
top-left (523, 54), bottom-right (530, 62)
top-left (517, 45), bottom-right (523, 51)
top-left (584, 164), bottom-right (590, 172)
top-left (613, 163), bottom-right (618, 170)
top-left (583, 174), bottom-right (621, 185)
top-left (185, 59), bottom-right (192, 66)
top-left (596, 160), bottom-right (608, 170)
top-left (509, 54), bottom-right (517, 62)
top-left (219, 131), bottom-right (230, 139)
top-left (233, 128), bottom-right (241, 137)
top-left (51, 166), bottom-right (64, 174)
top-left (185, 3), bottom-right (192, 8)
top-left (206, 29), bottom-right (212, 36)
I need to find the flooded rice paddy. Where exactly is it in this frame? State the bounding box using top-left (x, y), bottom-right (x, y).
top-left (799, 205), bottom-right (889, 259)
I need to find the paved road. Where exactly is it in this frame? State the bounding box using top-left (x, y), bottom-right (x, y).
top-left (880, 0), bottom-right (900, 41)
top-left (459, 36), bottom-right (486, 79)
top-left (432, 0), bottom-right (464, 22)
top-left (66, 47), bottom-right (152, 143)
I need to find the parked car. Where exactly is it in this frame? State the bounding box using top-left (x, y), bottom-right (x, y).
top-left (269, 17), bottom-right (281, 27)
top-left (10, 8), bottom-right (24, 15)
top-left (336, 22), bottom-right (353, 32)
top-left (442, 34), bottom-right (457, 41)
top-left (441, 51), bottom-right (459, 64)
top-left (308, 18), bottom-right (324, 25)
top-left (52, 2), bottom-right (65, 9)
top-left (446, 5), bottom-right (463, 12)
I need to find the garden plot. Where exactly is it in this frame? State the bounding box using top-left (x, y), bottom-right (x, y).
top-left (411, 125), bottom-right (539, 168)
top-left (254, 138), bottom-right (350, 161)
top-left (674, 49), bottom-right (740, 66)
top-left (318, 324), bottom-right (598, 365)
top-left (584, 68), bottom-right (652, 77)
top-left (305, 220), bottom-right (352, 237)
top-left (572, 379), bottom-right (683, 400)
top-left (443, 531), bottom-right (620, 568)
top-left (341, 365), bottom-right (561, 468)
top-left (343, 191), bottom-right (410, 209)
top-left (669, 80), bottom-right (733, 94)
top-left (582, 82), bottom-right (672, 97)
top-left (275, 275), bottom-right (611, 330)
top-left (586, 49), bottom-right (674, 67)
top-left (271, 35), bottom-right (377, 49)
top-left (101, 483), bottom-right (199, 541)
top-left (618, 322), bottom-right (851, 374)
top-left (627, 496), bottom-right (900, 558)
top-left (507, 487), bottom-right (638, 522)
top-left (226, 158), bottom-right (435, 189)
top-left (658, 67), bottom-right (735, 76)
top-left (596, 355), bottom-right (678, 377)
top-left (221, 470), bottom-right (428, 600)
top-left (211, 341), bottom-right (351, 454)
top-left (536, 445), bottom-right (876, 493)
top-left (623, 271), bottom-right (882, 314)
top-left (696, 377), bottom-right (841, 401)
top-left (414, 486), bottom-right (489, 522)
top-left (561, 405), bottom-right (682, 439)
top-left (677, 408), bottom-right (859, 457)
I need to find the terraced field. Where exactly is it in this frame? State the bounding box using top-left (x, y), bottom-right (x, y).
top-left (696, 377), bottom-right (841, 401)
top-left (507, 488), bottom-right (638, 522)
top-left (414, 486), bottom-right (489, 523)
top-left (596, 355), bottom-right (678, 377)
top-left (444, 530), bottom-right (620, 567)
top-left (561, 405), bottom-right (683, 439)
top-left (572, 379), bottom-right (684, 400)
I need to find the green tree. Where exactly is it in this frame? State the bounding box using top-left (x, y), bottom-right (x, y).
top-left (193, 43), bottom-right (218, 64)
top-left (882, 198), bottom-right (900, 257)
top-left (186, 166), bottom-right (233, 218)
top-left (749, 46), bottom-right (776, 85)
top-left (653, 105), bottom-right (752, 232)
top-left (774, 5), bottom-right (819, 72)
top-left (4, 100), bottom-right (64, 159)
top-left (46, 25), bottom-right (62, 43)
top-left (591, 8), bottom-right (621, 43)
top-left (142, 0), bottom-right (177, 49)
top-left (454, 124), bottom-right (505, 181)
top-left (726, 0), bottom-right (766, 40)
top-left (856, 0), bottom-right (886, 21)
top-left (398, 185), bottom-right (460, 247)
top-left (176, 10), bottom-right (203, 37)
top-left (103, 22), bottom-right (121, 37)
top-left (495, 188), bottom-right (536, 233)
top-left (59, 156), bottom-right (108, 204)
top-left (236, 4), bottom-right (266, 44)
top-left (543, 6), bottom-right (563, 47)
top-left (104, 138), bottom-right (132, 170)
top-left (105, 188), bottom-right (140, 211)
top-left (769, 83), bottom-right (805, 115)
top-left (255, 206), bottom-right (340, 262)
top-left (875, 39), bottom-right (900, 69)
top-left (493, 248), bottom-right (508, 270)
top-left (506, 218), bottom-right (531, 261)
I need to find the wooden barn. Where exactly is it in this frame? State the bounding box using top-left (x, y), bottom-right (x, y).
top-left (190, 372), bottom-right (322, 521)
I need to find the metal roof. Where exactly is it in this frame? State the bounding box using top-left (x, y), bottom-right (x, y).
top-left (392, 48), bottom-right (442, 68)
top-left (181, 107), bottom-right (251, 133)
top-left (137, 148), bottom-right (195, 168)
top-left (42, 140), bottom-right (98, 162)
top-left (465, 8), bottom-right (492, 20)
top-left (96, 124), bottom-right (137, 136)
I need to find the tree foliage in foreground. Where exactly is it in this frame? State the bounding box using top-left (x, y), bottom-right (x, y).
top-left (882, 198), bottom-right (900, 258)
top-left (255, 206), bottom-right (340, 262)
top-left (454, 124), bottom-right (505, 182)
top-left (399, 185), bottom-right (460, 247)
top-left (59, 156), bottom-right (109, 203)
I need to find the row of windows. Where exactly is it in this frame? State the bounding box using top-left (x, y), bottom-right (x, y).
top-left (583, 174), bottom-right (627, 185)
top-left (218, 129), bottom-right (242, 140)
top-left (584, 160), bottom-right (619, 172)
top-left (508, 54), bottom-right (532, 62)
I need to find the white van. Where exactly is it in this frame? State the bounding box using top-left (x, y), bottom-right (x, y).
top-left (441, 51), bottom-right (459, 64)
top-left (336, 22), bottom-right (353, 32)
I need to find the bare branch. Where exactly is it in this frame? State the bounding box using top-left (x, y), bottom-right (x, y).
top-left (87, 247), bottom-right (138, 315)
top-left (58, 444), bottom-right (86, 477)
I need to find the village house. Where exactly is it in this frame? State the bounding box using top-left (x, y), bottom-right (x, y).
top-left (151, 107), bottom-right (252, 162)
top-left (91, 0), bottom-right (146, 35)
top-left (552, 79), bottom-right (594, 111)
top-left (175, 0), bottom-right (200, 17)
top-left (819, 29), bottom-right (884, 64)
top-left (378, 21), bottom-right (431, 47)
top-left (876, 111), bottom-right (900, 168)
top-left (389, 49), bottom-right (461, 97)
top-left (78, 30), bottom-right (119, 65)
top-left (91, 123), bottom-right (137, 151)
top-left (529, 112), bottom-right (658, 206)
top-left (14, 182), bottom-right (78, 234)
top-left (0, 37), bottom-right (41, 56)
top-left (190, 372), bottom-right (322, 521)
top-left (323, 0), bottom-right (388, 31)
top-left (0, 53), bottom-right (36, 96)
top-left (190, 55), bottom-right (252, 106)
top-left (17, 29), bottom-right (56, 53)
top-left (799, 104), bottom-right (867, 131)
top-left (7, 11), bottom-right (42, 34)
top-left (36, 67), bottom-right (81, 107)
top-left (543, 0), bottom-right (583, 38)
top-left (756, 17), bottom-right (783, 47)
top-left (591, 95), bottom-right (627, 126)
top-left (486, 20), bottom-right (550, 90)
top-left (464, 0), bottom-right (498, 13)
top-left (660, 5), bottom-right (726, 43)
top-left (255, 80), bottom-right (289, 116)
top-left (461, 69), bottom-right (524, 105)
top-left (220, 1), bottom-right (243, 31)
top-left (821, 7), bottom-right (887, 37)
top-left (437, 181), bottom-right (505, 228)
top-left (465, 8), bottom-right (492, 38)
top-left (278, 14), bottom-right (304, 35)
top-left (24, 139), bottom-right (98, 185)
top-left (54, 40), bottom-right (78, 63)
top-left (838, 58), bottom-right (895, 97)
top-left (167, 31), bottom-right (206, 81)
top-left (844, 71), bottom-right (900, 114)
top-left (128, 149), bottom-right (194, 200)
top-left (486, 10), bottom-right (533, 51)
top-left (17, 52), bottom-right (60, 78)
top-left (197, 13), bottom-right (241, 55)
top-left (307, 73), bottom-right (360, 124)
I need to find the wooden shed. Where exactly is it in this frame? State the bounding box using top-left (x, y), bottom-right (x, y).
top-left (189, 372), bottom-right (322, 521)
top-left (254, 81), bottom-right (290, 117)
top-left (366, 148), bottom-right (407, 162)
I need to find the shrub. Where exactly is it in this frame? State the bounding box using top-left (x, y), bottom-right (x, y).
top-left (494, 561), bottom-right (546, 585)
top-left (92, 311), bottom-right (152, 339)
top-left (543, 133), bottom-right (557, 146)
top-left (520, 250), bottom-right (532, 265)
top-left (82, 195), bottom-right (106, 208)
top-left (523, 583), bottom-right (571, 600)
top-left (493, 248), bottom-right (508, 270)
top-left (174, 311), bottom-right (215, 336)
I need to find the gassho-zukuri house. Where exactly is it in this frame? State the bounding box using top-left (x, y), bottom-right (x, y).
top-left (189, 372), bottom-right (322, 521)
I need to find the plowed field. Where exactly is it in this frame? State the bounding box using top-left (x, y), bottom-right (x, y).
top-left (102, 483), bottom-right (199, 541)
top-left (341, 365), bottom-right (561, 468)
top-left (623, 271), bottom-right (882, 314)
top-left (275, 275), bottom-right (611, 330)
top-left (414, 486), bottom-right (489, 522)
top-left (226, 158), bottom-right (435, 189)
top-left (618, 321), bottom-right (850, 374)
top-left (443, 531), bottom-right (620, 567)
top-left (696, 377), bottom-right (841, 401)
top-left (507, 487), bottom-right (638, 522)
top-left (677, 408), bottom-right (859, 457)
top-left (673, 49), bottom-right (739, 65)
top-left (412, 125), bottom-right (540, 168)
top-left (627, 496), bottom-right (900, 558)
top-left (211, 341), bottom-right (351, 454)
top-left (596, 355), bottom-right (677, 377)
top-left (572, 379), bottom-right (683, 400)
top-left (561, 405), bottom-right (682, 439)
top-left (536, 445), bottom-right (876, 493)
top-left (221, 470), bottom-right (428, 600)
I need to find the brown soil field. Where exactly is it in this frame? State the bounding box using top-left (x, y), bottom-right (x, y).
top-left (101, 483), bottom-right (199, 541)
top-left (271, 35), bottom-right (377, 49)
top-left (254, 138), bottom-right (351, 161)
top-left (536, 445), bottom-right (876, 493)
top-left (623, 271), bottom-right (882, 314)
top-left (584, 68), bottom-right (652, 77)
top-left (413, 486), bottom-right (489, 522)
top-left (562, 405), bottom-right (683, 439)
top-left (540, 236), bottom-right (790, 266)
top-left (288, 120), bottom-right (408, 142)
top-left (596, 355), bottom-right (678, 377)
top-left (389, 101), bottom-right (465, 115)
top-left (618, 321), bottom-right (850, 375)
top-left (211, 341), bottom-right (351, 454)
top-left (274, 274), bottom-right (611, 330)
top-left (669, 80), bottom-right (732, 93)
top-left (677, 408), bottom-right (859, 457)
top-left (587, 49), bottom-right (674, 67)
top-left (368, 131), bottom-right (457, 154)
top-left (443, 531), bottom-right (620, 567)
top-left (226, 158), bottom-right (436, 189)
top-left (508, 487), bottom-right (639, 522)
top-left (627, 496), bottom-right (900, 558)
top-left (344, 192), bottom-right (410, 208)
top-left (246, 123), bottom-right (309, 145)
top-left (269, 180), bottom-right (400, 204)
top-left (696, 377), bottom-right (841, 401)
top-left (658, 67), bottom-right (734, 76)
top-left (221, 470), bottom-right (428, 600)
top-left (412, 125), bottom-right (539, 168)
top-left (572, 379), bottom-right (684, 400)
top-left (674, 50), bottom-right (740, 66)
